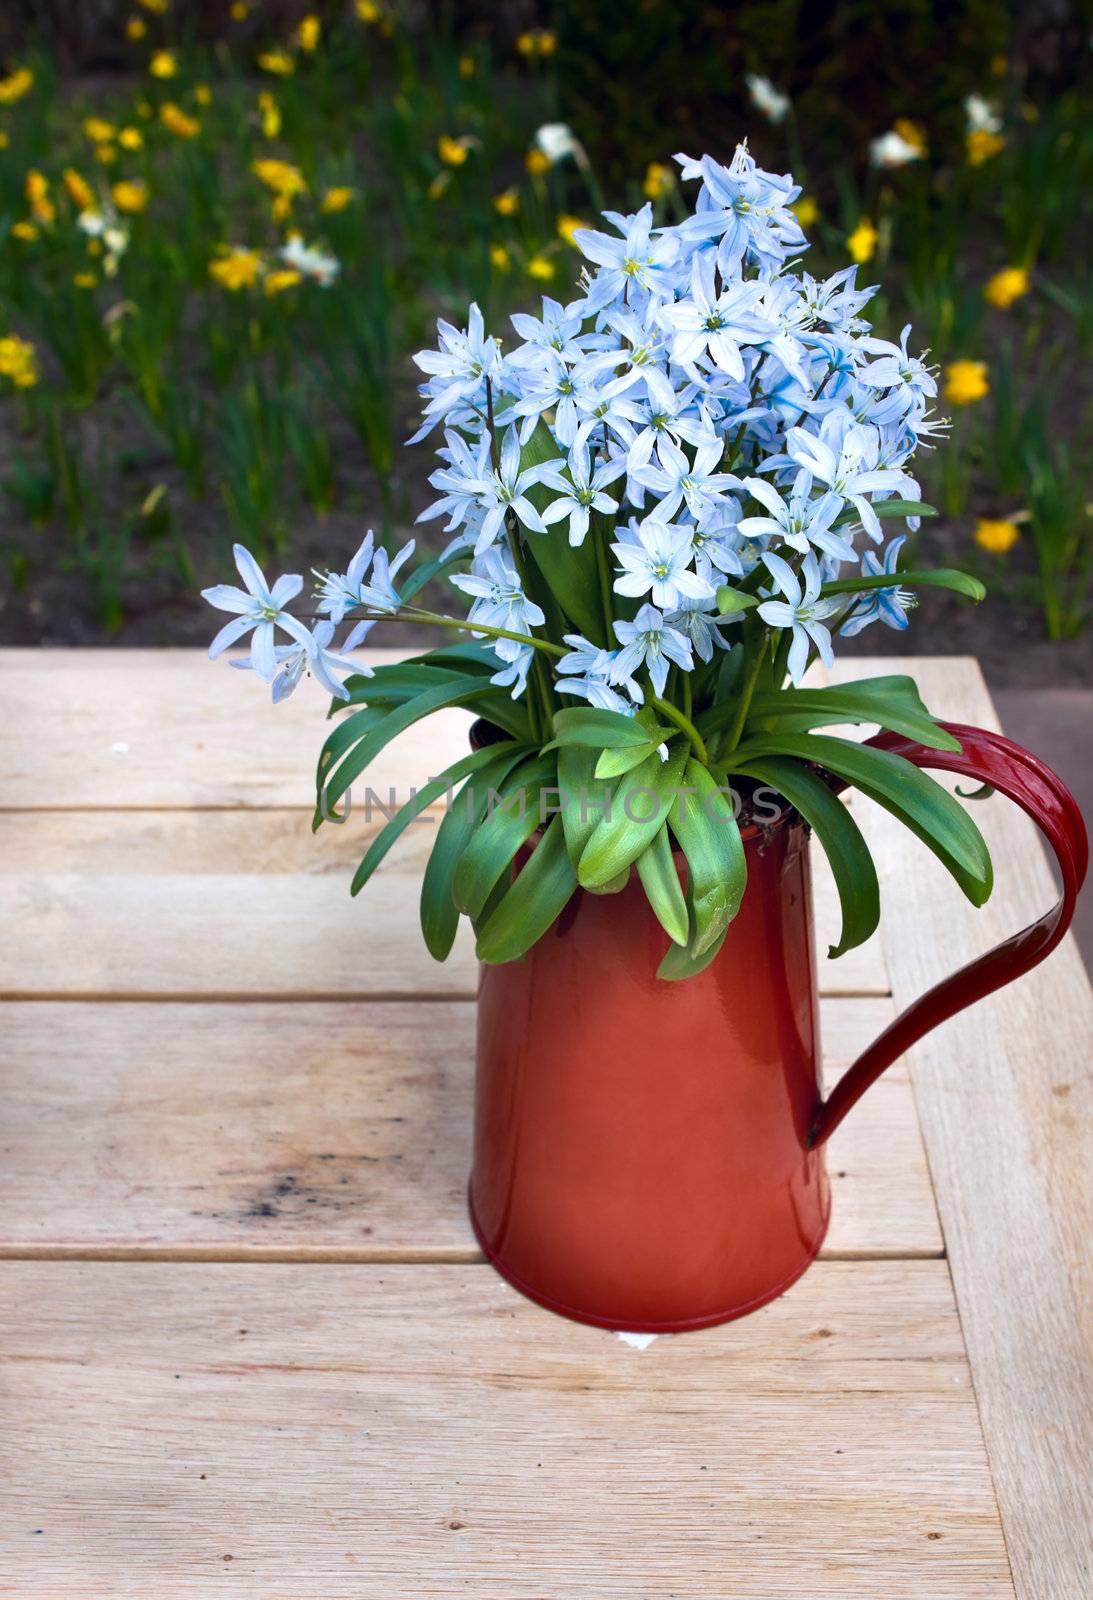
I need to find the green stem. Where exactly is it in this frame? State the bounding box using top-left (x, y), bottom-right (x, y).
top-left (720, 632), bottom-right (769, 756)
top-left (649, 696), bottom-right (709, 765)
top-left (389, 607), bottom-right (567, 658)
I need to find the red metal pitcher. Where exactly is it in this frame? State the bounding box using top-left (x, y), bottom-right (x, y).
top-left (468, 723), bottom-right (1087, 1331)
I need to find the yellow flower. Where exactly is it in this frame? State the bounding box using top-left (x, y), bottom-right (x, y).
top-left (297, 15), bottom-right (320, 51)
top-left (355, 0), bottom-right (381, 19)
top-left (83, 116), bottom-right (116, 142)
top-left (95, 144), bottom-right (118, 165)
top-left (892, 117), bottom-right (927, 155)
top-left (194, 83), bottom-right (211, 106)
top-left (516, 30), bottom-right (556, 56)
top-left (137, 0), bottom-right (168, 12)
top-left (0, 334), bottom-right (38, 387)
top-left (944, 360), bottom-right (989, 405)
top-left (967, 129), bottom-right (1004, 165)
top-left (126, 17), bottom-right (147, 40)
top-left (426, 172), bottom-right (449, 201)
top-left (321, 186), bottom-right (355, 213)
top-left (271, 195), bottom-right (292, 222)
top-left (525, 147), bottom-right (550, 176)
top-left (642, 162), bottom-right (673, 201)
top-left (86, 236), bottom-right (102, 257)
top-left (847, 217), bottom-right (877, 264)
top-left (160, 101), bottom-right (201, 138)
top-left (264, 268), bottom-right (301, 296)
top-left (258, 92), bottom-right (280, 139)
top-left (259, 49), bottom-right (294, 77)
top-left (458, 54), bottom-right (476, 79)
top-left (437, 134), bottom-right (471, 166)
top-left (792, 195), bottom-right (820, 228)
top-left (112, 179), bottom-right (149, 213)
top-left (119, 126), bottom-right (143, 150)
top-left (975, 517), bottom-right (1020, 554)
top-left (493, 188), bottom-right (519, 217)
top-left (983, 266), bottom-right (1030, 309)
top-left (490, 244), bottom-right (511, 271)
top-left (0, 66), bottom-right (34, 104)
top-left (526, 253), bottom-right (555, 281)
top-left (0, 133), bottom-right (8, 150)
top-left (252, 158), bottom-right (307, 199)
top-left (230, 1), bottom-right (249, 19)
top-left (11, 220), bottom-right (38, 242)
top-left (25, 169), bottom-right (55, 223)
top-left (63, 168), bottom-right (95, 210)
top-left (149, 50), bottom-right (178, 79)
top-left (73, 271), bottom-right (98, 288)
top-left (557, 214), bottom-right (586, 247)
top-left (990, 54), bottom-right (1007, 77)
top-left (209, 246), bottom-right (263, 291)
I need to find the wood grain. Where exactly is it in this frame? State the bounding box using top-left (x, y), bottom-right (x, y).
top-left (0, 997), bottom-right (940, 1260)
top-left (0, 811), bottom-right (888, 998)
top-left (829, 656), bottom-right (1093, 1600)
top-left (0, 1259), bottom-right (1013, 1598)
top-left (0, 647), bottom-right (473, 810)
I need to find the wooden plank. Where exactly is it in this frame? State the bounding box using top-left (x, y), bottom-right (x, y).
top-left (0, 1259), bottom-right (1013, 1598)
top-left (828, 656), bottom-right (1093, 1600)
top-left (0, 811), bottom-right (889, 998)
top-left (0, 998), bottom-right (940, 1260)
top-left (0, 647), bottom-right (473, 810)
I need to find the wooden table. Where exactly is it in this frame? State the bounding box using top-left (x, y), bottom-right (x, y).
top-left (1, 650), bottom-right (1089, 1598)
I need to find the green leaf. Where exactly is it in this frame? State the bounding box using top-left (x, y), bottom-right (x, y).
top-left (578, 743), bottom-right (689, 890)
top-left (594, 741), bottom-right (663, 779)
top-left (452, 754), bottom-right (556, 919)
top-left (475, 815), bottom-right (578, 964)
top-left (419, 744), bottom-right (528, 961)
top-left (714, 585), bottom-right (760, 615)
top-left (656, 891), bottom-right (731, 980)
top-left (733, 756), bottom-right (880, 957)
top-left (726, 732), bottom-right (992, 904)
top-left (557, 744), bottom-right (611, 870)
top-left (669, 760), bottom-right (748, 960)
top-left (315, 677), bottom-right (503, 825)
top-left (635, 825), bottom-right (689, 946)
top-left (350, 745), bottom-right (505, 898)
top-left (832, 499), bottom-right (938, 526)
top-left (745, 676), bottom-right (962, 752)
top-left (821, 567), bottom-right (986, 603)
top-left (547, 706), bottom-right (673, 751)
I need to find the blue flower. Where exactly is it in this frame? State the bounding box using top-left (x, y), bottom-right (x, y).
top-left (316, 534), bottom-right (415, 621)
top-left (756, 551), bottom-right (842, 684)
top-left (784, 416), bottom-right (919, 541)
top-left (657, 255), bottom-right (773, 381)
top-left (611, 519), bottom-right (716, 610)
top-left (739, 472), bottom-right (855, 561)
top-left (408, 302), bottom-right (503, 441)
top-left (538, 435), bottom-right (624, 546)
top-left (572, 203), bottom-right (679, 309)
top-left (450, 547), bottom-right (546, 637)
top-left (674, 146), bottom-right (805, 274)
top-left (610, 603), bottom-right (694, 697)
top-left (839, 536), bottom-right (915, 636)
top-left (202, 544), bottom-right (315, 682)
top-left (632, 433), bottom-right (741, 525)
top-left (230, 619), bottom-right (372, 703)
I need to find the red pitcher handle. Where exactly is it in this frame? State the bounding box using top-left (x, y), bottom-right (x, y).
top-left (808, 721), bottom-right (1088, 1148)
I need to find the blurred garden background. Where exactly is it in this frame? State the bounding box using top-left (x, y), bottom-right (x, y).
top-left (0, 0), bottom-right (1089, 690)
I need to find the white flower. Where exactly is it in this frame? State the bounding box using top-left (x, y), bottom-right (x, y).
top-left (535, 122), bottom-right (580, 163)
top-left (202, 544), bottom-right (315, 682)
top-left (610, 604), bottom-right (693, 697)
top-left (869, 129), bottom-right (923, 169)
top-left (746, 74), bottom-right (790, 125)
top-left (450, 547), bottom-right (546, 638)
top-left (280, 234), bottom-right (340, 285)
top-left (965, 94), bottom-right (1002, 135)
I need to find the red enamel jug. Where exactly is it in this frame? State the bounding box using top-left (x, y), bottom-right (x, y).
top-left (468, 723), bottom-right (1087, 1332)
